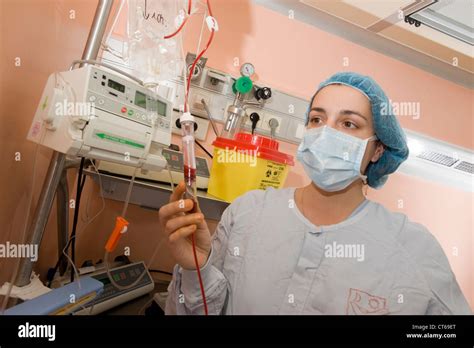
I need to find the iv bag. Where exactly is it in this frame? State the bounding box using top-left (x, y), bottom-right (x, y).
top-left (126, 0), bottom-right (188, 84)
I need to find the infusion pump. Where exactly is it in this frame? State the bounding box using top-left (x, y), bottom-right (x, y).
top-left (27, 65), bottom-right (173, 171)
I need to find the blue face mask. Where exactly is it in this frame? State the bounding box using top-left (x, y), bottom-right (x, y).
top-left (296, 126), bottom-right (378, 192)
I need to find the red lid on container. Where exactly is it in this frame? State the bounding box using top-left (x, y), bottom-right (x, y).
top-left (212, 132), bottom-right (295, 166)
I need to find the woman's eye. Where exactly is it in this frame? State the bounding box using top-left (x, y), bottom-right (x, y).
top-left (310, 117), bottom-right (322, 124)
top-left (343, 121), bottom-right (357, 129)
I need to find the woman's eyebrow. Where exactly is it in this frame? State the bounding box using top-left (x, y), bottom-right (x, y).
top-left (340, 109), bottom-right (368, 121)
top-left (309, 107), bottom-right (326, 114)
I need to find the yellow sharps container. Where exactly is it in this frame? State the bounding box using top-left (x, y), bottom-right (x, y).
top-left (207, 132), bottom-right (294, 202)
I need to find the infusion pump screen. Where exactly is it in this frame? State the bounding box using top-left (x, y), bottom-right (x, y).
top-left (107, 79), bottom-right (125, 93)
top-left (134, 91), bottom-right (167, 116)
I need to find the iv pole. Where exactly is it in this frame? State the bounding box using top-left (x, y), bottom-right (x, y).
top-left (15, 0), bottom-right (115, 287)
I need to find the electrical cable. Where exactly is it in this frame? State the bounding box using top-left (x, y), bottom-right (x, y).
top-left (70, 157), bottom-right (85, 283)
top-left (47, 160), bottom-right (84, 286)
top-left (137, 297), bottom-right (155, 315)
top-left (195, 139), bottom-right (213, 159)
top-left (47, 161), bottom-right (106, 288)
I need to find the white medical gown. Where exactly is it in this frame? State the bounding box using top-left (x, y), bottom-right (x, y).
top-left (165, 187), bottom-right (471, 315)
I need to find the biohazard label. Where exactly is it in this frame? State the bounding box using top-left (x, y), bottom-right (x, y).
top-left (258, 161), bottom-right (286, 189)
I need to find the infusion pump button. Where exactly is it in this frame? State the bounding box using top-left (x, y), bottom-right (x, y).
top-left (89, 95), bottom-right (96, 102)
top-left (98, 99), bottom-right (104, 105)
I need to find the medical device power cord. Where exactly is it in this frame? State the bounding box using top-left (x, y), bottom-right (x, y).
top-left (47, 158), bottom-right (87, 287)
top-left (195, 139), bottom-right (213, 159)
top-left (70, 157), bottom-right (85, 282)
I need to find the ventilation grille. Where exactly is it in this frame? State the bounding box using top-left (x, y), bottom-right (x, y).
top-left (416, 151), bottom-right (458, 167)
top-left (454, 161), bottom-right (474, 174)
top-left (416, 151), bottom-right (473, 175)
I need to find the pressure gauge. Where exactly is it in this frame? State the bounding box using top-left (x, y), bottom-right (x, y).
top-left (240, 63), bottom-right (255, 77)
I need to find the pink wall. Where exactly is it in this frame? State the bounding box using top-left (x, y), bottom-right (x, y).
top-left (0, 0), bottom-right (472, 310)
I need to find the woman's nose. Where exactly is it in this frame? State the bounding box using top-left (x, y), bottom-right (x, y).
top-left (325, 118), bottom-right (338, 129)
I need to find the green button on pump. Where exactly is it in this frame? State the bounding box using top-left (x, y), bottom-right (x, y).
top-left (128, 110), bottom-right (134, 116)
top-left (232, 76), bottom-right (253, 94)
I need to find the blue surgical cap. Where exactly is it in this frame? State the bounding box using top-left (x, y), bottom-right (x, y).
top-left (305, 72), bottom-right (409, 189)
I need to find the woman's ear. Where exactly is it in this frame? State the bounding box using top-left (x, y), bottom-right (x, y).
top-left (371, 141), bottom-right (385, 163)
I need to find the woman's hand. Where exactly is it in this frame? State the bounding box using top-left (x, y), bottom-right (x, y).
top-left (158, 181), bottom-right (211, 270)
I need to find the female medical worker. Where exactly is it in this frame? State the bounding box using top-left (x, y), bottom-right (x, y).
top-left (160, 72), bottom-right (471, 315)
